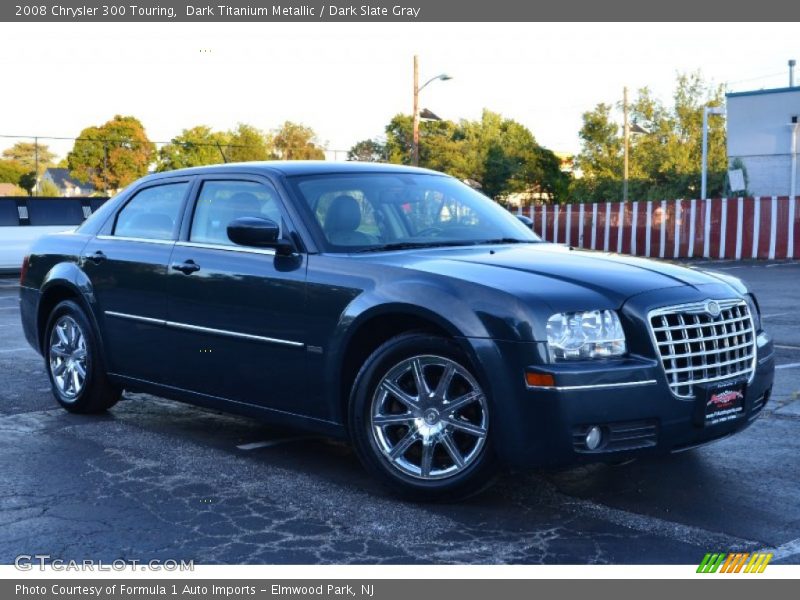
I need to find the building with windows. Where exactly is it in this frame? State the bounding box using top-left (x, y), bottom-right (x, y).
top-left (39, 168), bottom-right (95, 197)
top-left (726, 86), bottom-right (799, 198)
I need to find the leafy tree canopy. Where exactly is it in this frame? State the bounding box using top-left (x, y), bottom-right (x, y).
top-left (1, 142), bottom-right (57, 174)
top-left (157, 125), bottom-right (230, 172)
top-left (347, 139), bottom-right (387, 162)
top-left (225, 123), bottom-right (272, 163)
top-left (384, 109), bottom-right (570, 202)
top-left (67, 115), bottom-right (155, 192)
top-left (271, 121), bottom-right (325, 160)
top-left (38, 179), bottom-right (61, 197)
top-left (18, 172), bottom-right (37, 196)
top-left (0, 159), bottom-right (27, 185)
top-left (572, 72), bottom-right (727, 202)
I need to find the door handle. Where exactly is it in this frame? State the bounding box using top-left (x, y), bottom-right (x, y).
top-left (171, 260), bottom-right (201, 275)
top-left (85, 250), bottom-right (106, 264)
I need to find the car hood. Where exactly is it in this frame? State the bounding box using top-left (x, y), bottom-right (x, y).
top-left (366, 243), bottom-right (732, 310)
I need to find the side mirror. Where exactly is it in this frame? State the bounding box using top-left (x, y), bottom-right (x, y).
top-left (516, 214), bottom-right (534, 229)
top-left (227, 217), bottom-right (294, 255)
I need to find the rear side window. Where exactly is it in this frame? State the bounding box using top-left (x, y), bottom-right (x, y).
top-left (190, 180), bottom-right (283, 246)
top-left (114, 183), bottom-right (188, 240)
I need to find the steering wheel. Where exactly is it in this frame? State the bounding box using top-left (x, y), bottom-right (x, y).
top-left (415, 226), bottom-right (445, 238)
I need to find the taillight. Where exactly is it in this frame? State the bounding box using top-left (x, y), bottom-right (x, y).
top-left (20, 255), bottom-right (30, 285)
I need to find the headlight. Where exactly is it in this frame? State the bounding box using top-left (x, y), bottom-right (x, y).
top-left (546, 310), bottom-right (627, 360)
top-left (745, 293), bottom-right (762, 331)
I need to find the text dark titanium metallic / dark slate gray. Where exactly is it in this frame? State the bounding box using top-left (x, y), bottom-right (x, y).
top-left (18, 161), bottom-right (776, 499)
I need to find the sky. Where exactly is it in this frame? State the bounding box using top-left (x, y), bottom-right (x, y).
top-left (1, 22), bottom-right (798, 162)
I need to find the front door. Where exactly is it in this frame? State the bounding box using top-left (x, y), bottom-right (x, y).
top-left (82, 179), bottom-right (192, 382)
top-left (164, 177), bottom-right (312, 416)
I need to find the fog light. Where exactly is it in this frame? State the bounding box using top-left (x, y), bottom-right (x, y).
top-left (585, 426), bottom-right (603, 450)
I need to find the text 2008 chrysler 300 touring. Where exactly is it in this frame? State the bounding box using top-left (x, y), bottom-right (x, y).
top-left (19, 162), bottom-right (775, 499)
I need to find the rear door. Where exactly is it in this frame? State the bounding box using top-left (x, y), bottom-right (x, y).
top-left (82, 178), bottom-right (193, 382)
top-left (163, 176), bottom-right (312, 416)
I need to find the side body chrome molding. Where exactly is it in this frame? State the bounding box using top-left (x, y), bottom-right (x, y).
top-left (94, 235), bottom-right (278, 257)
top-left (104, 311), bottom-right (304, 349)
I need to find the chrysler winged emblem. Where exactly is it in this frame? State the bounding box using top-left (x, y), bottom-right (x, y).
top-left (705, 300), bottom-right (721, 318)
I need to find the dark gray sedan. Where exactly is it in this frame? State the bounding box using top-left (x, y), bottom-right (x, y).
top-left (18, 162), bottom-right (775, 499)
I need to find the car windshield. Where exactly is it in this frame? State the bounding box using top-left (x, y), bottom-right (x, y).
top-left (289, 172), bottom-right (541, 252)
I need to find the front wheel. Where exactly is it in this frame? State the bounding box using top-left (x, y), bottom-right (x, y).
top-left (349, 333), bottom-right (496, 501)
top-left (44, 300), bottom-right (120, 413)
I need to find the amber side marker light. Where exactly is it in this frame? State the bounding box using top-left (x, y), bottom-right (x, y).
top-left (525, 372), bottom-right (555, 387)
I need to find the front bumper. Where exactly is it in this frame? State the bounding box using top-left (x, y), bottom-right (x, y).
top-left (484, 338), bottom-right (774, 469)
top-left (473, 286), bottom-right (776, 469)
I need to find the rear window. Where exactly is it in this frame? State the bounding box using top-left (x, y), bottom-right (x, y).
top-left (113, 183), bottom-right (188, 240)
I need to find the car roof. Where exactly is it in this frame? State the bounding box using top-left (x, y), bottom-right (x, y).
top-left (143, 160), bottom-right (447, 181)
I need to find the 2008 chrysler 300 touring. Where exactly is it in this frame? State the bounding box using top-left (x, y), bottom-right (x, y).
top-left (19, 162), bottom-right (775, 499)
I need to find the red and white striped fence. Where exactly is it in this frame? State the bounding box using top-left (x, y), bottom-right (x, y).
top-left (518, 197), bottom-right (800, 260)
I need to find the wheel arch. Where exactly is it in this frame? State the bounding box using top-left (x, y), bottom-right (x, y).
top-left (331, 303), bottom-right (486, 430)
top-left (37, 263), bottom-right (102, 356)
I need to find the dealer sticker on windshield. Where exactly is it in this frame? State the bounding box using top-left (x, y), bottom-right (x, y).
top-left (704, 381), bottom-right (746, 426)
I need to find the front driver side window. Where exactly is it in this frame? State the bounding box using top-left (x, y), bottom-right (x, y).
top-left (190, 180), bottom-right (283, 246)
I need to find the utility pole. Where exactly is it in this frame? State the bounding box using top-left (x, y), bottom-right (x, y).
top-left (103, 141), bottom-right (110, 193)
top-left (412, 55), bottom-right (420, 166)
top-left (34, 137), bottom-right (39, 197)
top-left (623, 87), bottom-right (629, 203)
top-left (410, 56), bottom-right (451, 166)
top-left (701, 106), bottom-right (725, 200)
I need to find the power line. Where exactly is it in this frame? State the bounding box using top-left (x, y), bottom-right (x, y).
top-left (0, 133), bottom-right (351, 155)
top-left (0, 133), bottom-right (262, 150)
top-left (724, 70), bottom-right (787, 87)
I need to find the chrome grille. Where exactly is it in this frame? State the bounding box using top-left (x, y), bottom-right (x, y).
top-left (648, 299), bottom-right (756, 398)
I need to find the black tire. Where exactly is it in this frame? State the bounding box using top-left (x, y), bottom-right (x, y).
top-left (349, 332), bottom-right (497, 501)
top-left (44, 300), bottom-right (120, 414)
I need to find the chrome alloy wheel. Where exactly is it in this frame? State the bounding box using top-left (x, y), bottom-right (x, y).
top-left (48, 315), bottom-right (88, 401)
top-left (370, 355), bottom-right (489, 480)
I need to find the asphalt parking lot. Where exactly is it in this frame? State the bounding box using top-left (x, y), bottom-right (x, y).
top-left (0, 260), bottom-right (798, 565)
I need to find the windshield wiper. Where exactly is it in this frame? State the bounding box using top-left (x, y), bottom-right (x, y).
top-left (355, 238), bottom-right (539, 253)
top-left (472, 238), bottom-right (539, 245)
top-left (354, 241), bottom-right (476, 253)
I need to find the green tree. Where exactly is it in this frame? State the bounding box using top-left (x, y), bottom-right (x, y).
top-left (157, 125), bottom-right (230, 172)
top-left (572, 72), bottom-right (727, 202)
top-left (271, 121), bottom-right (325, 160)
top-left (384, 114), bottom-right (470, 178)
top-left (38, 179), bottom-right (61, 197)
top-left (383, 109), bottom-right (570, 202)
top-left (67, 115), bottom-right (156, 192)
top-left (19, 172), bottom-right (37, 196)
top-left (0, 159), bottom-right (27, 185)
top-left (571, 103), bottom-right (622, 201)
top-left (2, 142), bottom-right (57, 174)
top-left (224, 123), bottom-right (272, 163)
top-left (347, 139), bottom-right (386, 162)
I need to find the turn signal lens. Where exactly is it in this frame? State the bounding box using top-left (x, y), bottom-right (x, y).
top-left (525, 372), bottom-right (555, 388)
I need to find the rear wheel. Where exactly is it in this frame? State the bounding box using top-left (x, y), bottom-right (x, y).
top-left (349, 333), bottom-right (496, 500)
top-left (45, 300), bottom-right (120, 413)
